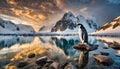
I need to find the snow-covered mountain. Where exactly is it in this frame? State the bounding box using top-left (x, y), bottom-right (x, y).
top-left (0, 18), bottom-right (35, 34)
top-left (39, 25), bottom-right (54, 33)
top-left (51, 12), bottom-right (98, 33)
top-left (91, 16), bottom-right (120, 35)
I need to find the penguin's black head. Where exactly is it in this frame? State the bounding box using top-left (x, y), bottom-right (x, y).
top-left (76, 24), bottom-right (84, 28)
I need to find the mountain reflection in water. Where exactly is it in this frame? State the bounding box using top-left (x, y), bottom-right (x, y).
top-left (0, 36), bottom-right (120, 69)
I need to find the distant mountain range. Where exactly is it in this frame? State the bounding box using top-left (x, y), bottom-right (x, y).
top-left (91, 16), bottom-right (120, 36)
top-left (0, 18), bottom-right (35, 34)
top-left (51, 12), bottom-right (99, 33)
top-left (1, 11), bottom-right (119, 36)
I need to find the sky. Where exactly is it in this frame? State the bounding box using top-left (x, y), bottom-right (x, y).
top-left (0, 0), bottom-right (120, 31)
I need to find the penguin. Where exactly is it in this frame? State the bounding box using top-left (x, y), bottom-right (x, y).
top-left (76, 24), bottom-right (88, 43)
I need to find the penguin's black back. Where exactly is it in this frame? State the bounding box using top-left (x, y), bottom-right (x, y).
top-left (78, 24), bottom-right (88, 43)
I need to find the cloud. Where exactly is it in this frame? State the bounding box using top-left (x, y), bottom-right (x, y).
top-left (80, 7), bottom-right (94, 19)
top-left (0, 0), bottom-right (120, 30)
top-left (80, 7), bottom-right (88, 13)
top-left (106, 0), bottom-right (120, 4)
top-left (0, 0), bottom-right (64, 31)
top-left (55, 0), bottom-right (91, 12)
top-left (7, 0), bottom-right (17, 5)
top-left (0, 0), bottom-right (62, 20)
top-left (55, 0), bottom-right (69, 12)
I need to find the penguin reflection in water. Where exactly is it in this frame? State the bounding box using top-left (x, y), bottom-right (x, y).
top-left (75, 24), bottom-right (89, 69)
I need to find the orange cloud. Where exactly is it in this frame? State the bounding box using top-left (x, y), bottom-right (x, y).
top-left (7, 0), bottom-right (17, 5)
top-left (0, 0), bottom-right (63, 31)
top-left (38, 14), bottom-right (47, 20)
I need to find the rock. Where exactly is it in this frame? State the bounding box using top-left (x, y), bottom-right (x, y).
top-left (109, 45), bottom-right (120, 50)
top-left (79, 43), bottom-right (86, 46)
top-left (28, 53), bottom-right (35, 58)
top-left (94, 55), bottom-right (114, 66)
top-left (107, 42), bottom-right (113, 45)
top-left (73, 45), bottom-right (90, 51)
top-left (64, 62), bottom-right (75, 69)
top-left (43, 63), bottom-right (52, 68)
top-left (73, 43), bottom-right (90, 51)
top-left (103, 47), bottom-right (109, 49)
top-left (73, 43), bottom-right (98, 51)
top-left (93, 54), bottom-right (99, 56)
top-left (61, 62), bottom-right (69, 69)
top-left (100, 52), bottom-right (109, 56)
top-left (43, 60), bottom-right (53, 68)
top-left (36, 56), bottom-right (48, 66)
top-left (17, 61), bottom-right (28, 68)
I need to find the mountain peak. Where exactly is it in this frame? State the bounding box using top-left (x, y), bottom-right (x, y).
top-left (51, 12), bottom-right (98, 33)
top-left (76, 15), bottom-right (85, 20)
top-left (62, 11), bottom-right (75, 20)
top-left (0, 19), bottom-right (35, 33)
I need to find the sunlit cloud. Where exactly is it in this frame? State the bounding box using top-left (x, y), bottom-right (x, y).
top-left (0, 0), bottom-right (120, 31)
top-left (7, 0), bottom-right (17, 5)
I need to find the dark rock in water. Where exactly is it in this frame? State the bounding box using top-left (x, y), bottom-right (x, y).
top-left (94, 55), bottom-right (114, 66)
top-left (79, 43), bottom-right (86, 46)
top-left (28, 53), bottom-right (35, 58)
top-left (61, 62), bottom-right (69, 69)
top-left (73, 44), bottom-right (90, 51)
top-left (100, 52), bottom-right (109, 56)
top-left (43, 60), bottom-right (53, 68)
top-left (17, 61), bottom-right (28, 68)
top-left (103, 47), bottom-right (109, 49)
top-left (93, 54), bottom-right (99, 56)
top-left (73, 45), bottom-right (90, 51)
top-left (36, 56), bottom-right (48, 66)
top-left (73, 43), bottom-right (98, 51)
top-left (64, 62), bottom-right (75, 69)
top-left (107, 42), bottom-right (113, 45)
top-left (43, 63), bottom-right (52, 68)
top-left (109, 45), bottom-right (120, 50)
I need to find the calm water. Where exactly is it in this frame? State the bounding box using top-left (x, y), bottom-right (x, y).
top-left (0, 35), bottom-right (120, 69)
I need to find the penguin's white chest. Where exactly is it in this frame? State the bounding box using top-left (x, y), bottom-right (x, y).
top-left (78, 26), bottom-right (84, 43)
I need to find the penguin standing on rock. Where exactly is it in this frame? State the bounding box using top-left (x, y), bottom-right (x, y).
top-left (74, 24), bottom-right (89, 69)
top-left (76, 24), bottom-right (88, 44)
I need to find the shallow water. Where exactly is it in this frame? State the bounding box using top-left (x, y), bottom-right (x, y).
top-left (0, 35), bottom-right (120, 69)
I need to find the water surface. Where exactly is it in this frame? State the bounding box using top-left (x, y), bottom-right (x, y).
top-left (0, 35), bottom-right (120, 69)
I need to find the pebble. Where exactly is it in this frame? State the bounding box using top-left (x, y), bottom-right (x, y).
top-left (17, 61), bottom-right (28, 68)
